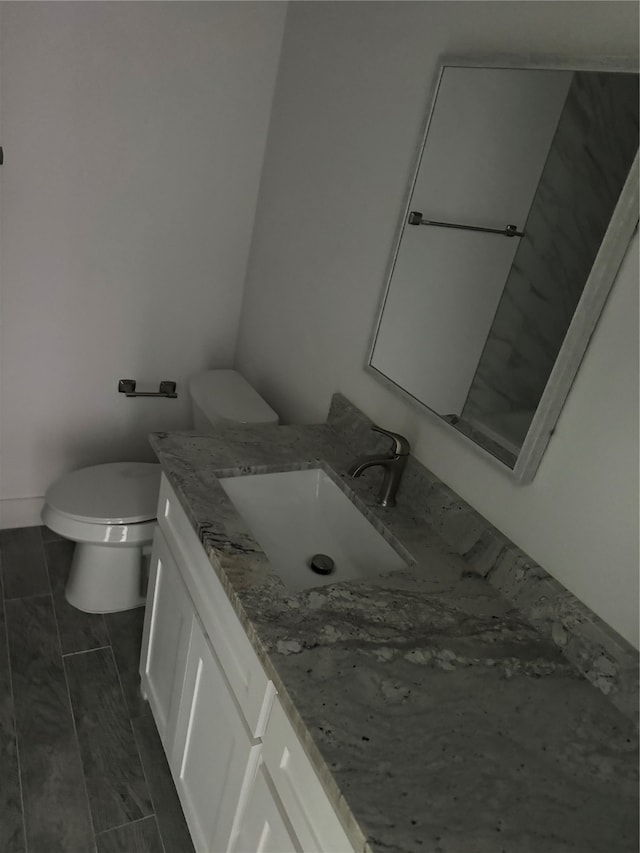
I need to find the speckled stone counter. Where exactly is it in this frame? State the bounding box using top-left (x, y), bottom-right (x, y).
top-left (149, 402), bottom-right (638, 853)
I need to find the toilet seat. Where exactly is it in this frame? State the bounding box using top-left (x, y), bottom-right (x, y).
top-left (44, 462), bottom-right (161, 524)
top-left (42, 462), bottom-right (160, 546)
top-left (41, 504), bottom-right (157, 545)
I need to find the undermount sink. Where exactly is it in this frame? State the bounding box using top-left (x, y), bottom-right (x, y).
top-left (218, 468), bottom-right (408, 592)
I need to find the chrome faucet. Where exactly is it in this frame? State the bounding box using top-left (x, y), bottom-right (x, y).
top-left (347, 425), bottom-right (410, 507)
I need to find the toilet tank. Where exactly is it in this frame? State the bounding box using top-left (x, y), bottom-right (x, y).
top-left (188, 370), bottom-right (279, 431)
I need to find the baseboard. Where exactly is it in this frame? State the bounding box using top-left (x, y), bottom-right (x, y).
top-left (0, 496), bottom-right (45, 529)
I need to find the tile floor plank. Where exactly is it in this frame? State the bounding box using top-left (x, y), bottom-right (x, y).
top-left (2, 529), bottom-right (191, 853)
top-left (95, 816), bottom-right (164, 853)
top-left (1, 528), bottom-right (49, 600)
top-left (133, 714), bottom-right (195, 853)
top-left (39, 525), bottom-right (64, 543)
top-left (0, 596), bottom-right (26, 853)
top-left (65, 647), bottom-right (153, 833)
top-left (105, 608), bottom-right (151, 720)
top-left (6, 595), bottom-right (94, 852)
top-left (44, 539), bottom-right (110, 655)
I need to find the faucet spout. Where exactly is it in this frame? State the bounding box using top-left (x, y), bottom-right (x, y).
top-left (347, 455), bottom-right (397, 478)
top-left (347, 425), bottom-right (410, 508)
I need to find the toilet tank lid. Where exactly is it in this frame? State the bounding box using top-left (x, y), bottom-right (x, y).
top-left (188, 370), bottom-right (279, 425)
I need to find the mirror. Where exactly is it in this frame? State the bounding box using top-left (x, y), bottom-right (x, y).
top-left (368, 57), bottom-right (639, 482)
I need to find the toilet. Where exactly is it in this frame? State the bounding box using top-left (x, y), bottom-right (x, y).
top-left (41, 370), bottom-right (279, 614)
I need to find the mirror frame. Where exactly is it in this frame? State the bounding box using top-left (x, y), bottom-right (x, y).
top-left (366, 53), bottom-right (639, 484)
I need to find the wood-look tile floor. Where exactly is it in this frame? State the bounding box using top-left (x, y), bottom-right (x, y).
top-left (0, 526), bottom-right (195, 853)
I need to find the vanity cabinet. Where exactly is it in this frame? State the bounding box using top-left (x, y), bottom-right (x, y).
top-left (140, 474), bottom-right (355, 853)
top-left (142, 526), bottom-right (261, 851)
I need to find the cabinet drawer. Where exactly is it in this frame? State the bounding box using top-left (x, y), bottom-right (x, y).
top-left (157, 474), bottom-right (275, 738)
top-left (262, 697), bottom-right (354, 853)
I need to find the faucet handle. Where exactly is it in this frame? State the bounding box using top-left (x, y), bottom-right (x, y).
top-left (371, 424), bottom-right (410, 456)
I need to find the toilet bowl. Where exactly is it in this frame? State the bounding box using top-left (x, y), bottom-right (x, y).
top-left (42, 462), bottom-right (160, 613)
top-left (41, 370), bottom-right (279, 613)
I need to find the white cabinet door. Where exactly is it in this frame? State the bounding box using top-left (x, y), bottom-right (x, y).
top-left (157, 475), bottom-right (275, 737)
top-left (232, 761), bottom-right (301, 853)
top-left (140, 528), bottom-right (194, 748)
top-left (262, 697), bottom-right (355, 853)
top-left (171, 615), bottom-right (261, 853)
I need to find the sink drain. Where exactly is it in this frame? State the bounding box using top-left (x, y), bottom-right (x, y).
top-left (308, 554), bottom-right (335, 576)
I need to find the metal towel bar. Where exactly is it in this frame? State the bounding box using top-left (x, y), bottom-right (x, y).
top-left (408, 210), bottom-right (524, 238)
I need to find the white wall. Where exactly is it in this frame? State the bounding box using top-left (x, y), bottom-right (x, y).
top-left (235, 2), bottom-right (639, 647)
top-left (0, 1), bottom-right (285, 526)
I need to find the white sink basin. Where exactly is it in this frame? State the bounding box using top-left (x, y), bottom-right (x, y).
top-left (219, 468), bottom-right (408, 592)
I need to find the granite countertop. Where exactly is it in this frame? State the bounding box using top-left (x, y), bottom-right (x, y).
top-left (149, 417), bottom-right (638, 853)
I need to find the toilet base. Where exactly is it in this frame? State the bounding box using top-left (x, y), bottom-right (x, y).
top-left (65, 542), bottom-right (147, 613)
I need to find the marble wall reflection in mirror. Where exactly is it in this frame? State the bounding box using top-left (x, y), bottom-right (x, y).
top-left (368, 58), bottom-right (638, 482)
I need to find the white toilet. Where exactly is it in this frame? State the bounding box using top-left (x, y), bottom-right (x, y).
top-left (41, 370), bottom-right (279, 614)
